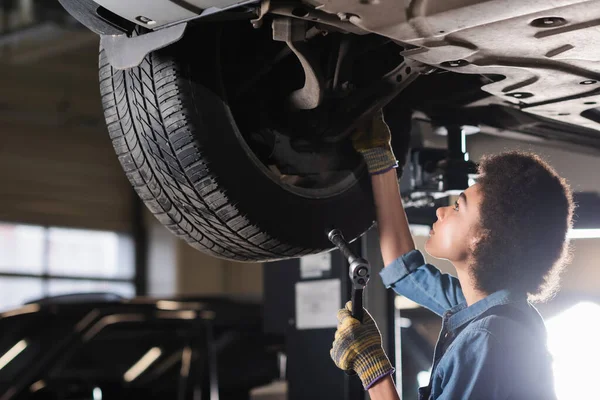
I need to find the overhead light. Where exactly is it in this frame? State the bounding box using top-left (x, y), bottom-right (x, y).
top-left (156, 310), bottom-right (197, 320)
top-left (156, 300), bottom-right (205, 311)
top-left (156, 300), bottom-right (182, 310)
top-left (0, 340), bottom-right (28, 370)
top-left (93, 387), bottom-right (102, 400)
top-left (180, 347), bottom-right (192, 378)
top-left (567, 229), bottom-right (600, 239)
top-left (1, 304), bottom-right (40, 319)
top-left (124, 347), bottom-right (162, 382)
top-left (29, 380), bottom-right (46, 393)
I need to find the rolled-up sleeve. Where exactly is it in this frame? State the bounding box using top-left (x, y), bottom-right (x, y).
top-left (379, 250), bottom-right (465, 316)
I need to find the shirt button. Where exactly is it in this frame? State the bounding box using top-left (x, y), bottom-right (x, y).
top-left (444, 332), bottom-right (449, 338)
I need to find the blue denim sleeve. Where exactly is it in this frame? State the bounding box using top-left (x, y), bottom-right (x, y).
top-left (379, 250), bottom-right (465, 316)
top-left (435, 330), bottom-right (511, 399)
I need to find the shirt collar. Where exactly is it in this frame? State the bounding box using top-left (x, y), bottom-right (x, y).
top-left (445, 289), bottom-right (527, 332)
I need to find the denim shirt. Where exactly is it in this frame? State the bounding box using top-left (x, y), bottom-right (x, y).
top-left (379, 250), bottom-right (556, 400)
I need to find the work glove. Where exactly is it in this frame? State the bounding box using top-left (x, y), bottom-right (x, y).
top-left (352, 111), bottom-right (398, 175)
top-left (330, 301), bottom-right (395, 390)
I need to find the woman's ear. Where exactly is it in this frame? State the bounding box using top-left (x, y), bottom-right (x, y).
top-left (469, 226), bottom-right (488, 252)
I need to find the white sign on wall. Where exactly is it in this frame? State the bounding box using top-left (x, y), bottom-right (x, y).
top-left (295, 278), bottom-right (341, 330)
top-left (300, 252), bottom-right (332, 279)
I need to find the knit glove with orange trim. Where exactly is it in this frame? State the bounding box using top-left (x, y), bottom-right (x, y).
top-left (330, 301), bottom-right (395, 390)
top-left (352, 111), bottom-right (398, 175)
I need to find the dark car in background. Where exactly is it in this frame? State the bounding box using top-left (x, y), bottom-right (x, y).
top-left (0, 294), bottom-right (281, 400)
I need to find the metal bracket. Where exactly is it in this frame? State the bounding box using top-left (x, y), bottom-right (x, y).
top-left (100, 23), bottom-right (187, 70)
top-left (250, 0), bottom-right (271, 29)
top-left (272, 18), bottom-right (324, 110)
top-left (322, 58), bottom-right (433, 142)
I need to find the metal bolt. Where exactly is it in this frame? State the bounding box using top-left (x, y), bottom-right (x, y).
top-left (292, 7), bottom-right (310, 18)
top-left (441, 60), bottom-right (469, 68)
top-left (341, 81), bottom-right (354, 91)
top-left (507, 92), bottom-right (534, 99)
top-left (135, 15), bottom-right (156, 25)
top-left (530, 17), bottom-right (567, 28)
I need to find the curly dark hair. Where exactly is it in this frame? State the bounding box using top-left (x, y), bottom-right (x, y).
top-left (470, 151), bottom-right (574, 302)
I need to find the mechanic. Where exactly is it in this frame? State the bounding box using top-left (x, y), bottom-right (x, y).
top-left (330, 112), bottom-right (573, 399)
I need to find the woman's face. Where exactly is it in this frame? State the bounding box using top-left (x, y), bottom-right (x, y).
top-left (425, 183), bottom-right (483, 268)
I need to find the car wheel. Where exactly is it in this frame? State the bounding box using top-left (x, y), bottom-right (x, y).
top-left (99, 23), bottom-right (376, 261)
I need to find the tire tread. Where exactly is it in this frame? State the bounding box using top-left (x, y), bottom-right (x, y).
top-left (99, 47), bottom-right (302, 261)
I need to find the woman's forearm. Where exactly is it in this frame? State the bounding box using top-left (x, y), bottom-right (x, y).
top-left (371, 169), bottom-right (415, 266)
top-left (368, 375), bottom-right (401, 400)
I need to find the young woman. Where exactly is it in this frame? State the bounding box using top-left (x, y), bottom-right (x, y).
top-left (330, 113), bottom-right (573, 400)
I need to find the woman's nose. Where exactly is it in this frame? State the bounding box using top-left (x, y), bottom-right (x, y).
top-left (436, 207), bottom-right (444, 221)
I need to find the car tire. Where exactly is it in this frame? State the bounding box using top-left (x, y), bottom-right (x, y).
top-left (99, 27), bottom-right (376, 262)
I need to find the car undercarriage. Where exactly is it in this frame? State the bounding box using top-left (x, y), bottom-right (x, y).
top-left (56, 0), bottom-right (600, 261)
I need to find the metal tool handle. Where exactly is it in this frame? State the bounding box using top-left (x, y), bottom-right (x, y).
top-left (328, 228), bottom-right (366, 377)
top-left (328, 229), bottom-right (359, 265)
top-left (328, 229), bottom-right (366, 321)
top-left (351, 288), bottom-right (364, 322)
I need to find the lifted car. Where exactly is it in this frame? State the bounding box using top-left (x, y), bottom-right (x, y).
top-left (58, 0), bottom-right (600, 261)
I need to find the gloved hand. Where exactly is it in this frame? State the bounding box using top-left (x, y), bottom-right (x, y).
top-left (330, 301), bottom-right (395, 390)
top-left (352, 111), bottom-right (398, 175)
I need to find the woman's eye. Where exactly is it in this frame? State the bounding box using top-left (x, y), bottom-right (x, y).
top-left (453, 201), bottom-right (459, 211)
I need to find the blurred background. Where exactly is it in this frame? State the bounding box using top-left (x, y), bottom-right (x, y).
top-left (0, 0), bottom-right (263, 309)
top-left (0, 1), bottom-right (598, 400)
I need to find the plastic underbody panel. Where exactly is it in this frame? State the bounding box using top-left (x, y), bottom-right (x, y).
top-left (94, 0), bottom-right (255, 28)
top-left (74, 0), bottom-right (600, 144)
top-left (314, 0), bottom-right (600, 135)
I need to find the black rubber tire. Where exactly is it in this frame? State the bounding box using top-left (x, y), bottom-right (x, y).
top-left (99, 29), bottom-right (375, 262)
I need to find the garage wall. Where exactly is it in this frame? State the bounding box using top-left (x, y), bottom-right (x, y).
top-left (146, 211), bottom-right (178, 296)
top-left (144, 214), bottom-right (263, 300)
top-left (0, 120), bottom-right (134, 231)
top-left (467, 134), bottom-right (600, 194)
top-left (0, 46), bottom-right (134, 232)
top-left (177, 239), bottom-right (264, 300)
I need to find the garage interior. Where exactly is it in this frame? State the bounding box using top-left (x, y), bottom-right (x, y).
top-left (0, 1), bottom-right (599, 400)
